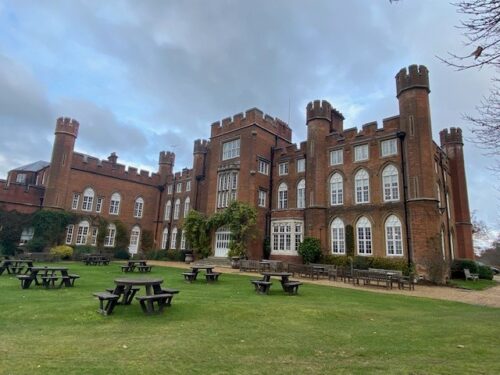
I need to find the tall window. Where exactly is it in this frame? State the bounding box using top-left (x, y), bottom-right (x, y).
top-left (167, 185), bottom-right (173, 194)
top-left (164, 200), bottom-right (172, 221)
top-left (278, 183), bottom-right (288, 209)
top-left (109, 192), bottom-right (121, 215)
top-left (71, 193), bottom-right (80, 210)
top-left (186, 180), bottom-right (191, 192)
top-left (330, 173), bottom-right (344, 205)
top-left (104, 224), bottom-right (116, 247)
top-left (90, 227), bottom-right (98, 246)
top-left (355, 169), bottom-right (370, 204)
top-left (258, 190), bottom-right (267, 207)
top-left (176, 183), bottom-right (182, 193)
top-left (436, 183), bottom-right (441, 206)
top-left (75, 221), bottom-right (90, 245)
top-left (296, 159), bottom-right (305, 173)
top-left (279, 162), bottom-right (289, 176)
top-left (356, 217), bottom-right (372, 255)
top-left (385, 215), bottom-right (403, 256)
top-left (173, 199), bottom-right (181, 220)
top-left (297, 179), bottom-right (305, 209)
top-left (382, 165), bottom-right (399, 201)
top-left (183, 197), bottom-right (190, 218)
top-left (381, 139), bottom-right (397, 157)
top-left (65, 225), bottom-right (74, 245)
top-left (222, 139), bottom-right (240, 160)
top-left (161, 228), bottom-right (169, 249)
top-left (170, 227), bottom-right (177, 249)
top-left (217, 171), bottom-right (238, 208)
top-left (134, 197), bottom-right (144, 218)
top-left (331, 218), bottom-right (345, 254)
top-left (354, 144), bottom-right (369, 162)
top-left (271, 220), bottom-right (303, 254)
top-left (129, 226), bottom-right (140, 254)
top-left (180, 230), bottom-right (186, 250)
top-left (96, 197), bottom-right (104, 213)
top-left (258, 159), bottom-right (269, 175)
top-left (82, 188), bottom-right (95, 211)
top-left (330, 149), bottom-right (343, 165)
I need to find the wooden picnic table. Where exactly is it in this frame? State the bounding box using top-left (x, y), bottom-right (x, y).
top-left (17, 266), bottom-right (78, 289)
top-left (0, 259), bottom-right (34, 275)
top-left (83, 254), bottom-right (109, 266)
top-left (261, 272), bottom-right (292, 290)
top-left (113, 278), bottom-right (164, 304)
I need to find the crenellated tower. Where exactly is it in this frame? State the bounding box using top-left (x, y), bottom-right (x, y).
top-left (158, 151), bottom-right (175, 185)
top-left (440, 127), bottom-right (474, 259)
top-left (44, 117), bottom-right (79, 209)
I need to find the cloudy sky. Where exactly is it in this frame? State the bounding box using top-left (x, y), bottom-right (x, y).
top-left (0, 0), bottom-right (498, 229)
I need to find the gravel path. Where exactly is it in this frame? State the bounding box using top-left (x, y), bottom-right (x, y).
top-left (148, 261), bottom-right (500, 308)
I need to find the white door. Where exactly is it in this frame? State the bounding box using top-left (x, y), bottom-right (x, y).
top-left (214, 228), bottom-right (231, 257)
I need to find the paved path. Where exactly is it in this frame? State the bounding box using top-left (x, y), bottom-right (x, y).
top-left (148, 260), bottom-right (500, 308)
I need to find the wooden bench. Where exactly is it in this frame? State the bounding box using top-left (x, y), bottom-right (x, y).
top-left (136, 293), bottom-right (173, 314)
top-left (240, 260), bottom-right (260, 272)
top-left (282, 281), bottom-right (303, 295)
top-left (137, 265), bottom-right (153, 273)
top-left (121, 265), bottom-right (135, 272)
top-left (41, 275), bottom-right (59, 288)
top-left (251, 280), bottom-right (272, 294)
top-left (398, 275), bottom-right (416, 290)
top-left (16, 274), bottom-right (35, 289)
top-left (182, 272), bottom-right (197, 282)
top-left (93, 292), bottom-right (120, 316)
top-left (205, 272), bottom-right (221, 282)
top-left (106, 286), bottom-right (140, 304)
top-left (61, 274), bottom-right (80, 287)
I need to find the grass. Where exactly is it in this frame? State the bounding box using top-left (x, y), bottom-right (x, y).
top-left (447, 278), bottom-right (498, 290)
top-left (1, 262), bottom-right (499, 375)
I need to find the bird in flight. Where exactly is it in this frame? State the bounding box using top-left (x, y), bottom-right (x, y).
top-left (470, 46), bottom-right (483, 59)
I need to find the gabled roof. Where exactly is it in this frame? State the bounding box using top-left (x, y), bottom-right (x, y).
top-left (13, 161), bottom-right (50, 172)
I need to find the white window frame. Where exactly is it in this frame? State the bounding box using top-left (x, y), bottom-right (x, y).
top-left (104, 224), bottom-right (116, 247)
top-left (382, 165), bottom-right (400, 202)
top-left (16, 173), bottom-right (26, 184)
top-left (297, 179), bottom-right (305, 209)
top-left (161, 228), bottom-right (169, 249)
top-left (215, 227), bottom-right (232, 257)
top-left (330, 173), bottom-right (344, 206)
top-left (222, 139), bottom-right (240, 160)
top-left (329, 149), bottom-right (343, 166)
top-left (65, 225), bottom-right (74, 245)
top-left (170, 227), bottom-right (177, 249)
top-left (186, 180), bottom-right (191, 192)
top-left (271, 220), bottom-right (303, 255)
top-left (355, 169), bottom-right (370, 204)
top-left (109, 192), bottom-right (121, 215)
top-left (278, 183), bottom-right (288, 209)
top-left (278, 162), bottom-right (289, 176)
top-left (167, 185), bottom-right (173, 194)
top-left (381, 139), bottom-right (398, 157)
top-left (296, 159), bottom-right (305, 173)
top-left (176, 183), bottom-right (182, 193)
top-left (217, 171), bottom-right (238, 208)
top-left (129, 226), bottom-right (140, 254)
top-left (90, 227), bottom-right (98, 246)
top-left (71, 193), bottom-right (80, 210)
top-left (356, 217), bottom-right (372, 255)
top-left (95, 197), bottom-right (104, 213)
top-left (82, 187), bottom-right (95, 212)
top-left (183, 197), bottom-right (190, 218)
top-left (134, 197), bottom-right (144, 218)
top-left (75, 221), bottom-right (90, 245)
top-left (331, 218), bottom-right (345, 254)
top-left (173, 199), bottom-right (181, 220)
top-left (258, 190), bottom-right (267, 207)
top-left (258, 159), bottom-right (269, 175)
top-left (385, 215), bottom-right (403, 256)
top-left (164, 200), bottom-right (172, 221)
top-left (180, 230), bottom-right (186, 250)
top-left (354, 144), bottom-right (369, 162)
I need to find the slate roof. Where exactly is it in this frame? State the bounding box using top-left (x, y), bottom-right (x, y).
top-left (13, 161), bottom-right (50, 172)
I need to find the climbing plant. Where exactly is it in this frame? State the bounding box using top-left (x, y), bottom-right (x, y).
top-left (184, 210), bottom-right (212, 258)
top-left (0, 209), bottom-right (32, 255)
top-left (30, 209), bottom-right (77, 249)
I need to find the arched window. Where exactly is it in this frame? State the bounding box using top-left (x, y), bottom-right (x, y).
top-left (109, 192), bottom-right (121, 215)
top-left (278, 183), bottom-right (288, 209)
top-left (355, 169), bottom-right (370, 204)
top-left (331, 218), bottom-right (345, 254)
top-left (161, 227), bottom-right (169, 250)
top-left (180, 230), bottom-right (186, 250)
top-left (330, 173), bottom-right (343, 205)
top-left (134, 197), bottom-right (144, 218)
top-left (173, 199), bottom-right (181, 220)
top-left (164, 200), bottom-right (171, 221)
top-left (184, 197), bottom-right (191, 218)
top-left (385, 215), bottom-right (403, 256)
top-left (129, 225), bottom-right (141, 254)
top-left (356, 216), bottom-right (372, 255)
top-left (382, 165), bottom-right (399, 201)
top-left (75, 220), bottom-right (90, 245)
top-left (297, 179), bottom-right (305, 209)
top-left (104, 223), bottom-right (116, 247)
top-left (170, 227), bottom-right (177, 249)
top-left (82, 188), bottom-right (95, 211)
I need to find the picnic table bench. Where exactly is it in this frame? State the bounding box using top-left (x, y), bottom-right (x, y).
top-left (16, 267), bottom-right (79, 289)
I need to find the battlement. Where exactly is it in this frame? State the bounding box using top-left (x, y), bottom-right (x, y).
top-left (159, 151), bottom-right (175, 165)
top-left (307, 100), bottom-right (332, 122)
top-left (396, 64), bottom-right (430, 97)
top-left (210, 108), bottom-right (292, 141)
top-left (71, 152), bottom-right (161, 185)
top-left (440, 127), bottom-right (463, 146)
top-left (174, 168), bottom-right (193, 180)
top-left (194, 139), bottom-right (209, 154)
top-left (55, 117), bottom-right (79, 138)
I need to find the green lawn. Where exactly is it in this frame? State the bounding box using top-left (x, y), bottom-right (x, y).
top-left (447, 278), bottom-right (497, 290)
top-left (1, 262), bottom-right (499, 375)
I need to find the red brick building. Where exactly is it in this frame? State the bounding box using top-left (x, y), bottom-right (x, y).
top-left (0, 65), bottom-right (474, 274)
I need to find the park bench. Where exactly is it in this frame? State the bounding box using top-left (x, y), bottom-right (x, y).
top-left (182, 272), bottom-right (197, 282)
top-left (205, 272), bottom-right (221, 282)
top-left (287, 263), bottom-right (314, 279)
top-left (41, 274), bottom-right (59, 288)
top-left (464, 268), bottom-right (479, 281)
top-left (93, 292), bottom-right (120, 316)
top-left (106, 286), bottom-right (140, 304)
top-left (137, 265), bottom-right (153, 273)
top-left (282, 280), bottom-right (303, 295)
top-left (61, 274), bottom-right (80, 287)
top-left (239, 260), bottom-right (260, 272)
top-left (398, 274), bottom-right (416, 290)
top-left (136, 293), bottom-right (173, 314)
top-left (121, 265), bottom-right (135, 272)
top-left (17, 274), bottom-right (36, 289)
top-left (251, 280), bottom-right (272, 294)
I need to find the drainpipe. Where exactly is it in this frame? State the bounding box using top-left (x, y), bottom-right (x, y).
top-left (397, 131), bottom-right (412, 269)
